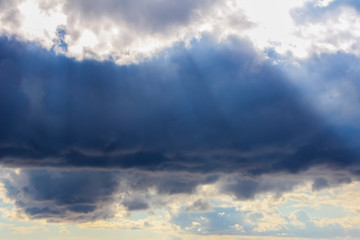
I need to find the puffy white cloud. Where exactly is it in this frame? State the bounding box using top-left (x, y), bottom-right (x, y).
top-left (3, 0), bottom-right (360, 64)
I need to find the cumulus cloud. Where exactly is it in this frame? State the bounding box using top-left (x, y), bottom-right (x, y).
top-left (3, 0), bottom-right (360, 64)
top-left (0, 35), bottom-right (359, 225)
top-left (63, 0), bottom-right (216, 33)
top-left (287, 0), bottom-right (360, 57)
top-left (1, 35), bottom-right (358, 174)
top-left (0, 166), bottom-right (219, 221)
top-left (2, 168), bottom-right (118, 222)
top-left (0, 0), bottom-right (253, 63)
top-left (0, 0), bottom-right (22, 33)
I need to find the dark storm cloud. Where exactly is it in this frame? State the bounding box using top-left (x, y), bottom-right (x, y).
top-left (221, 174), bottom-right (301, 200)
top-left (0, 35), bottom-right (359, 174)
top-left (3, 169), bottom-right (118, 221)
top-left (1, 34), bottom-right (360, 220)
top-left (1, 168), bottom-right (218, 221)
top-left (122, 197), bottom-right (149, 211)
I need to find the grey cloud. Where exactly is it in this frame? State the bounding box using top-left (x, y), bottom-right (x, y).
top-left (185, 199), bottom-right (210, 212)
top-left (0, 35), bottom-right (313, 170)
top-left (221, 168), bottom-right (356, 200)
top-left (1, 34), bottom-right (360, 221)
top-left (221, 175), bottom-right (300, 200)
top-left (3, 169), bottom-right (118, 221)
top-left (311, 175), bottom-right (352, 192)
top-left (2, 35), bottom-right (355, 176)
top-left (1, 167), bottom-right (218, 221)
top-left (63, 0), bottom-right (218, 33)
top-left (312, 178), bottom-right (329, 191)
top-left (0, 0), bottom-right (21, 28)
top-left (122, 197), bottom-right (149, 211)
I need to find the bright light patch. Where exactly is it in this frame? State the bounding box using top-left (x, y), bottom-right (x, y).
top-left (315, 0), bottom-right (336, 7)
top-left (18, 0), bottom-right (66, 48)
top-left (68, 29), bottom-right (99, 58)
top-left (235, 0), bottom-right (312, 58)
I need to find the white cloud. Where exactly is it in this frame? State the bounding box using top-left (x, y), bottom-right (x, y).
top-left (315, 0), bottom-right (336, 7)
top-left (4, 0), bottom-right (360, 64)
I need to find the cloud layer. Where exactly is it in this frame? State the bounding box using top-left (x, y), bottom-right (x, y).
top-left (0, 35), bottom-right (359, 225)
top-left (1, 35), bottom-right (358, 173)
top-left (1, 1), bottom-right (360, 238)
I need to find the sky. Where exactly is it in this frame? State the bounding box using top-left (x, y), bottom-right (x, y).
top-left (0, 0), bottom-right (360, 239)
